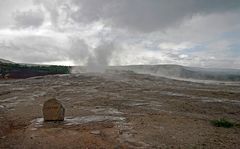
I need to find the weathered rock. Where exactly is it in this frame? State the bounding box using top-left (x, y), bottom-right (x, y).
top-left (43, 98), bottom-right (65, 121)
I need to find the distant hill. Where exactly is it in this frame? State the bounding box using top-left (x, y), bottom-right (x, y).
top-left (1, 57), bottom-right (240, 81)
top-left (0, 59), bottom-right (70, 79)
top-left (0, 58), bottom-right (14, 64)
top-left (113, 65), bottom-right (240, 81)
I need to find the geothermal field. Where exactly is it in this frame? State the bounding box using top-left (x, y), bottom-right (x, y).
top-left (0, 69), bottom-right (240, 148)
top-left (1, 0), bottom-right (240, 148)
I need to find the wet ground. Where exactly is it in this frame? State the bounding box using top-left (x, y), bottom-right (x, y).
top-left (0, 71), bottom-right (240, 148)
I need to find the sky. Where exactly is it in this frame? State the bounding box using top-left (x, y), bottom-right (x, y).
top-left (0, 0), bottom-right (240, 68)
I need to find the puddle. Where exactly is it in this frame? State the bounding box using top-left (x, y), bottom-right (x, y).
top-left (124, 99), bottom-right (149, 107)
top-left (91, 107), bottom-right (123, 115)
top-left (0, 96), bottom-right (31, 109)
top-left (11, 87), bottom-right (26, 91)
top-left (63, 98), bottom-right (71, 101)
top-left (125, 100), bottom-right (162, 112)
top-left (84, 88), bottom-right (98, 93)
top-left (0, 105), bottom-right (4, 108)
top-left (160, 91), bottom-right (186, 97)
top-left (65, 116), bottom-right (125, 126)
top-left (32, 115), bottom-right (126, 128)
top-left (147, 101), bottom-right (162, 111)
top-left (63, 89), bottom-right (75, 92)
top-left (160, 91), bottom-right (240, 105)
top-left (129, 103), bottom-right (149, 106)
top-left (0, 97), bottom-right (18, 103)
top-left (32, 91), bottom-right (47, 98)
top-left (0, 84), bottom-right (11, 87)
top-left (202, 98), bottom-right (240, 104)
top-left (63, 82), bottom-right (71, 86)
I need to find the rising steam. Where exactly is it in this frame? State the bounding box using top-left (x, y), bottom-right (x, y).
top-left (70, 39), bottom-right (116, 73)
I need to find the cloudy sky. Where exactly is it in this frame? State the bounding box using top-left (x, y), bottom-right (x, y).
top-left (0, 0), bottom-right (240, 68)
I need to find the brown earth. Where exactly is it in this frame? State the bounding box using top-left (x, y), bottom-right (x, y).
top-left (0, 71), bottom-right (240, 148)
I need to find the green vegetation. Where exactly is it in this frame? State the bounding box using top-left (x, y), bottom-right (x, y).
top-left (210, 118), bottom-right (235, 128)
top-left (0, 62), bottom-right (70, 79)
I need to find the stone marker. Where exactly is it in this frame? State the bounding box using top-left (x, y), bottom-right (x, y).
top-left (43, 98), bottom-right (65, 121)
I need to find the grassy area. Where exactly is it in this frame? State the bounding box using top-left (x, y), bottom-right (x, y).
top-left (0, 62), bottom-right (71, 79)
top-left (211, 118), bottom-right (235, 128)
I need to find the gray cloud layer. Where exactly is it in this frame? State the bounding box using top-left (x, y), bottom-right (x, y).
top-left (0, 0), bottom-right (240, 68)
top-left (69, 0), bottom-right (240, 32)
top-left (13, 9), bottom-right (44, 28)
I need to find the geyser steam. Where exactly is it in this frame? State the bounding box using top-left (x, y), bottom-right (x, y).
top-left (70, 40), bottom-right (116, 73)
top-left (86, 42), bottom-right (114, 72)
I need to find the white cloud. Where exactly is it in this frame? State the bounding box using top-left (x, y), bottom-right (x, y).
top-left (179, 54), bottom-right (189, 59)
top-left (0, 0), bottom-right (240, 68)
top-left (158, 42), bottom-right (194, 51)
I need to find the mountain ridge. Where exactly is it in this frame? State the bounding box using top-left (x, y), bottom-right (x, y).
top-left (0, 58), bottom-right (14, 64)
top-left (1, 58), bottom-right (240, 81)
top-left (113, 65), bottom-right (240, 81)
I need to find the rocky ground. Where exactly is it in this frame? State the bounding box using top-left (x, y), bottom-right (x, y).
top-left (0, 71), bottom-right (240, 148)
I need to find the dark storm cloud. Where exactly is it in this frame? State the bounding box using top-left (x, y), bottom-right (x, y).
top-left (13, 9), bottom-right (44, 28)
